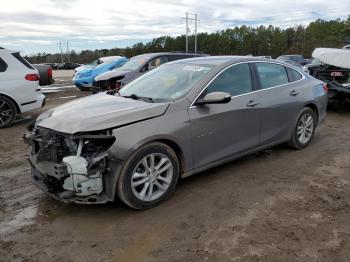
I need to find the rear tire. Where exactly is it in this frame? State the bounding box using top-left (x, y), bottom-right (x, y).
top-left (117, 142), bottom-right (179, 210)
top-left (288, 107), bottom-right (316, 149)
top-left (0, 95), bottom-right (17, 128)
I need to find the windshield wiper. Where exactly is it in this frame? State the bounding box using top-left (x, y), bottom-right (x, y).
top-left (122, 94), bottom-right (153, 103)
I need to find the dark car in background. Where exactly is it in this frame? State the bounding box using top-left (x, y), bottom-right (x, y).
top-left (93, 52), bottom-right (208, 93)
top-left (33, 64), bottom-right (54, 86)
top-left (282, 60), bottom-right (303, 68)
top-left (277, 55), bottom-right (306, 65)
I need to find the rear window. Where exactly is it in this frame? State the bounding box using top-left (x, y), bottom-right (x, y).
top-left (12, 52), bottom-right (34, 70)
top-left (286, 67), bottom-right (303, 82)
top-left (0, 57), bottom-right (7, 72)
top-left (256, 62), bottom-right (289, 89)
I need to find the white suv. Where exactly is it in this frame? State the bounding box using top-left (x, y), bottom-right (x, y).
top-left (0, 47), bottom-right (45, 127)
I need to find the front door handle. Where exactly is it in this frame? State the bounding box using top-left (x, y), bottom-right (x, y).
top-left (246, 100), bottom-right (259, 107)
top-left (290, 90), bottom-right (300, 96)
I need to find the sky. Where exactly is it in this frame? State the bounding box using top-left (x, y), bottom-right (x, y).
top-left (1, 0), bottom-right (349, 55)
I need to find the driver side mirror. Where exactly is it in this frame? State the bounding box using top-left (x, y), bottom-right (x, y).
top-left (196, 92), bottom-right (231, 105)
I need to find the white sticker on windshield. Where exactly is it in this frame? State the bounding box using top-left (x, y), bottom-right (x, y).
top-left (183, 65), bottom-right (206, 71)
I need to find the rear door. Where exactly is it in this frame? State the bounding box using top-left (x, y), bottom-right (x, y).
top-left (254, 62), bottom-right (304, 145)
top-left (188, 63), bottom-right (261, 169)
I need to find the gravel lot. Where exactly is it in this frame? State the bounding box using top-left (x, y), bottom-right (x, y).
top-left (1, 71), bottom-right (350, 262)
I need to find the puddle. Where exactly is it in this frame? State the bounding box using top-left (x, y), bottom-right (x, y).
top-left (0, 205), bottom-right (38, 234)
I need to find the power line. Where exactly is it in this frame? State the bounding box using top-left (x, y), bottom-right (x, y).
top-left (57, 41), bottom-right (72, 63)
top-left (57, 41), bottom-right (64, 63)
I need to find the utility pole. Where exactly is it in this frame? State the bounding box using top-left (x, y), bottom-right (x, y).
top-left (66, 42), bottom-right (71, 63)
top-left (181, 13), bottom-right (200, 53)
top-left (194, 13), bottom-right (198, 53)
top-left (185, 12), bottom-right (189, 53)
top-left (58, 41), bottom-right (64, 63)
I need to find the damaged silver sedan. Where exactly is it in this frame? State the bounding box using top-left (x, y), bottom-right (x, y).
top-left (24, 56), bottom-right (327, 209)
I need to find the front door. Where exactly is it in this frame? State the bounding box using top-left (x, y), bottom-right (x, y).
top-left (188, 63), bottom-right (261, 170)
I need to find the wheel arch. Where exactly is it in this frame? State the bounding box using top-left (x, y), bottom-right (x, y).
top-left (121, 137), bottom-right (186, 175)
top-left (155, 139), bottom-right (186, 174)
top-left (0, 92), bottom-right (21, 113)
top-left (304, 102), bottom-right (319, 125)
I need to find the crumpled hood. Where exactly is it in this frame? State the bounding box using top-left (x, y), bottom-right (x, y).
top-left (95, 69), bottom-right (132, 81)
top-left (37, 93), bottom-right (169, 134)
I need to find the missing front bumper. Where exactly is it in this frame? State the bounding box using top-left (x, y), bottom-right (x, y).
top-left (30, 165), bottom-right (110, 204)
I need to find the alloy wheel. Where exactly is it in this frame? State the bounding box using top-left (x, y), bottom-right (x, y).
top-left (131, 153), bottom-right (173, 201)
top-left (297, 113), bottom-right (314, 145)
top-left (0, 99), bottom-right (14, 127)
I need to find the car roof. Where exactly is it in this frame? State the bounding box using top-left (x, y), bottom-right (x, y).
top-left (171, 56), bottom-right (272, 66)
top-left (278, 54), bottom-right (303, 57)
top-left (134, 52), bottom-right (207, 58)
top-left (0, 48), bottom-right (19, 54)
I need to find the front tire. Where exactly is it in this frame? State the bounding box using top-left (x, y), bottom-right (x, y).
top-left (288, 107), bottom-right (316, 149)
top-left (117, 142), bottom-right (179, 210)
top-left (0, 95), bottom-right (17, 128)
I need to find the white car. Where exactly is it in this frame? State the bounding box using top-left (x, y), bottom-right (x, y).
top-left (0, 47), bottom-right (45, 128)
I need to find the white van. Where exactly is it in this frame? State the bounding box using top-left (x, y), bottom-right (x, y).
top-left (0, 47), bottom-right (45, 127)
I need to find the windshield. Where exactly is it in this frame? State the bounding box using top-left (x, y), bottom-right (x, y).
top-left (117, 55), bottom-right (150, 71)
top-left (94, 60), bottom-right (115, 69)
top-left (119, 63), bottom-right (214, 102)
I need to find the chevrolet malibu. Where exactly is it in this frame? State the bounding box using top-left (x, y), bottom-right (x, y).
top-left (24, 56), bottom-right (328, 209)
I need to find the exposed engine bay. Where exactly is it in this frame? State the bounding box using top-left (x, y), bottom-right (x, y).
top-left (24, 126), bottom-right (116, 203)
top-left (308, 64), bottom-right (350, 102)
top-left (92, 77), bottom-right (124, 94)
top-left (310, 48), bottom-right (350, 103)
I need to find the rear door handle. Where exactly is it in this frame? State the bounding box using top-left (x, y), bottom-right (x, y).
top-left (246, 100), bottom-right (259, 107)
top-left (290, 90), bottom-right (300, 96)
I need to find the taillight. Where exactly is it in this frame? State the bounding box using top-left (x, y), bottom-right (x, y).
top-left (48, 68), bottom-right (52, 78)
top-left (25, 74), bottom-right (39, 81)
top-left (323, 83), bottom-right (328, 93)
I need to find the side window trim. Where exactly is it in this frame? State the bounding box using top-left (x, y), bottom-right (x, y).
top-left (192, 62), bottom-right (254, 104)
top-left (205, 63), bottom-right (254, 97)
top-left (254, 62), bottom-right (291, 90)
top-left (249, 63), bottom-right (261, 91)
top-left (286, 67), bottom-right (295, 82)
top-left (190, 61), bottom-right (306, 107)
top-left (286, 66), bottom-right (303, 83)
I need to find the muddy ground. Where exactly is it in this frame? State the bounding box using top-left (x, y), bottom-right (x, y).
top-left (1, 72), bottom-right (350, 262)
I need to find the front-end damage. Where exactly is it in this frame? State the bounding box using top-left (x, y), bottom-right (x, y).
top-left (24, 126), bottom-right (121, 204)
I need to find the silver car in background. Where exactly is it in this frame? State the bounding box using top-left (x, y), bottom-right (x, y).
top-left (24, 56), bottom-right (328, 209)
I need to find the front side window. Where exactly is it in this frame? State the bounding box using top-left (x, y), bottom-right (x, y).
top-left (256, 63), bottom-right (288, 89)
top-left (206, 63), bottom-right (253, 96)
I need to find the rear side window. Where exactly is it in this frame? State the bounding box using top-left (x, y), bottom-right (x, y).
top-left (12, 52), bottom-right (34, 70)
top-left (0, 57), bottom-right (7, 72)
top-left (286, 67), bottom-right (303, 82)
top-left (256, 63), bottom-right (288, 89)
top-left (206, 63), bottom-right (253, 96)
